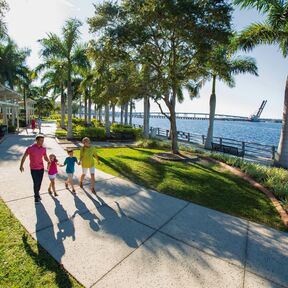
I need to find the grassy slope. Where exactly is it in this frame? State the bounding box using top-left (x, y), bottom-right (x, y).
top-left (76, 147), bottom-right (285, 231)
top-left (0, 199), bottom-right (83, 288)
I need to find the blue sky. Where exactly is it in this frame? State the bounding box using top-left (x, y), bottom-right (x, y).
top-left (5, 0), bottom-right (287, 119)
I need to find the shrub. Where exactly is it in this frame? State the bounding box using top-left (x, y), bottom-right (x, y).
top-left (135, 138), bottom-right (171, 149)
top-left (18, 119), bottom-right (26, 127)
top-left (72, 117), bottom-right (85, 126)
top-left (208, 152), bottom-right (288, 202)
top-left (72, 125), bottom-right (105, 140)
top-left (50, 114), bottom-right (61, 119)
top-left (8, 125), bottom-right (16, 133)
top-left (55, 128), bottom-right (67, 138)
top-left (110, 123), bottom-right (142, 139)
top-left (91, 119), bottom-right (103, 127)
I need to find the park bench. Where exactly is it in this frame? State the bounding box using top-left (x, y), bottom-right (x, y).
top-left (211, 142), bottom-right (244, 157)
top-left (0, 125), bottom-right (8, 137)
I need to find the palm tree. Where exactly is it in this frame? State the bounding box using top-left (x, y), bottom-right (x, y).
top-left (0, 0), bottom-right (8, 39)
top-left (204, 43), bottom-right (258, 149)
top-left (36, 59), bottom-right (67, 128)
top-left (234, 0), bottom-right (288, 167)
top-left (0, 38), bottom-right (30, 89)
top-left (39, 18), bottom-right (83, 138)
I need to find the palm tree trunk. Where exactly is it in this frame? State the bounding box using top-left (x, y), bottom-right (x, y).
top-left (143, 95), bottom-right (150, 138)
top-left (124, 102), bottom-right (128, 125)
top-left (84, 93), bottom-right (87, 124)
top-left (23, 87), bottom-right (27, 126)
top-left (98, 105), bottom-right (102, 123)
top-left (60, 88), bottom-right (65, 128)
top-left (105, 103), bottom-right (110, 138)
top-left (120, 105), bottom-right (124, 125)
top-left (112, 104), bottom-right (115, 123)
top-left (205, 75), bottom-right (216, 150)
top-left (79, 95), bottom-right (82, 119)
top-left (67, 79), bottom-right (73, 139)
top-left (168, 90), bottom-right (179, 154)
top-left (88, 92), bottom-right (91, 124)
top-left (275, 76), bottom-right (288, 167)
top-left (129, 100), bottom-right (133, 126)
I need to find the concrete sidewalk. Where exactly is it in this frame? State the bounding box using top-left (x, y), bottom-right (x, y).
top-left (0, 123), bottom-right (287, 288)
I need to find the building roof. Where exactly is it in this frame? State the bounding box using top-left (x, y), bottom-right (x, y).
top-left (0, 84), bottom-right (22, 101)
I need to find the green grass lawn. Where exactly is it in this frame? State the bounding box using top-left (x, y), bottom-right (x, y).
top-left (76, 147), bottom-right (285, 231)
top-left (0, 199), bottom-right (83, 288)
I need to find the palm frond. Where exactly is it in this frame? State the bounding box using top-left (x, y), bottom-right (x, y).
top-left (230, 56), bottom-right (259, 76)
top-left (238, 22), bottom-right (280, 51)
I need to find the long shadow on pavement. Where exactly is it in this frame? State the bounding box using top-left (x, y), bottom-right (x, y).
top-left (22, 202), bottom-right (74, 288)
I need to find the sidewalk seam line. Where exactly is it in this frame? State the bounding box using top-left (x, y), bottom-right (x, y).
top-left (242, 222), bottom-right (250, 288)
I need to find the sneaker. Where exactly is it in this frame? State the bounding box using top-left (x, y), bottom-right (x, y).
top-left (35, 198), bottom-right (41, 203)
top-left (54, 192), bottom-right (59, 197)
top-left (91, 188), bottom-right (96, 195)
top-left (72, 189), bottom-right (76, 194)
top-left (48, 189), bottom-right (52, 195)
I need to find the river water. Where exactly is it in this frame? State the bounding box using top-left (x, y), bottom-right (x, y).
top-left (127, 117), bottom-right (282, 147)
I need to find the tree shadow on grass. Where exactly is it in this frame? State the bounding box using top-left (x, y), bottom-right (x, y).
top-left (98, 154), bottom-right (165, 189)
top-left (100, 151), bottom-right (285, 230)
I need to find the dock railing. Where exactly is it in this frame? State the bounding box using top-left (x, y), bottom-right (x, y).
top-left (131, 124), bottom-right (276, 162)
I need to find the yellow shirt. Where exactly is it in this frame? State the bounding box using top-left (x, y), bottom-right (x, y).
top-left (80, 146), bottom-right (97, 168)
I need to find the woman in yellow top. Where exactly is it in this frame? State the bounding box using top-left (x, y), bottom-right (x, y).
top-left (79, 137), bottom-right (100, 194)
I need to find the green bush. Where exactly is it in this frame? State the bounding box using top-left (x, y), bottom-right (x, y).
top-left (135, 138), bottom-right (171, 149)
top-left (91, 119), bottom-right (103, 127)
top-left (110, 123), bottom-right (132, 129)
top-left (208, 152), bottom-right (288, 202)
top-left (72, 117), bottom-right (85, 126)
top-left (50, 113), bottom-right (61, 119)
top-left (55, 128), bottom-right (67, 138)
top-left (43, 114), bottom-right (61, 121)
top-left (73, 125), bottom-right (105, 140)
top-left (110, 123), bottom-right (142, 138)
top-left (8, 125), bottom-right (16, 133)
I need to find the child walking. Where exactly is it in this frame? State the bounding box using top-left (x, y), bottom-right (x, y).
top-left (79, 137), bottom-right (100, 194)
top-left (62, 149), bottom-right (79, 193)
top-left (47, 154), bottom-right (59, 196)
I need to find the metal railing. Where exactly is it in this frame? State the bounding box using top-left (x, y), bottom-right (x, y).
top-left (132, 124), bottom-right (276, 162)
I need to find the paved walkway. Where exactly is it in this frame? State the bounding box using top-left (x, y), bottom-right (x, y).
top-left (0, 123), bottom-right (288, 288)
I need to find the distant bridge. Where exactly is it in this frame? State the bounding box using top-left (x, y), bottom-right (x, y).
top-left (130, 112), bottom-right (250, 121)
top-left (120, 100), bottom-right (281, 123)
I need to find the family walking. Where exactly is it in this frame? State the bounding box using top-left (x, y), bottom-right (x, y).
top-left (19, 134), bottom-right (99, 203)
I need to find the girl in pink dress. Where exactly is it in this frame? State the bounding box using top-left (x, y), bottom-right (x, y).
top-left (47, 154), bottom-right (59, 196)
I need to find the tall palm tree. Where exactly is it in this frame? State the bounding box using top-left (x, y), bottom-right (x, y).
top-left (39, 18), bottom-right (83, 138)
top-left (36, 59), bottom-right (67, 128)
top-left (204, 43), bottom-right (258, 149)
top-left (0, 0), bottom-right (8, 39)
top-left (0, 38), bottom-right (30, 89)
top-left (234, 0), bottom-right (288, 167)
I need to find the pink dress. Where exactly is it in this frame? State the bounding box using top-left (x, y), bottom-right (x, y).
top-left (48, 160), bottom-right (58, 175)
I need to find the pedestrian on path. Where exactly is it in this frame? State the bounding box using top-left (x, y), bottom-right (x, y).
top-left (37, 117), bottom-right (42, 133)
top-left (61, 149), bottom-right (79, 194)
top-left (31, 117), bottom-right (36, 133)
top-left (47, 154), bottom-right (60, 197)
top-left (79, 137), bottom-right (100, 194)
top-left (19, 134), bottom-right (50, 203)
